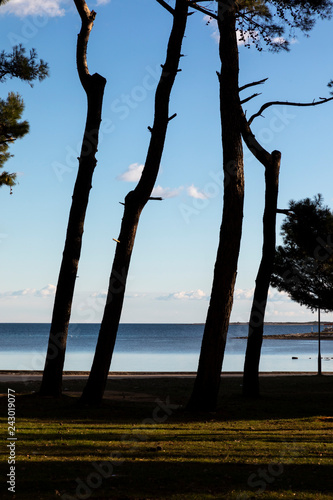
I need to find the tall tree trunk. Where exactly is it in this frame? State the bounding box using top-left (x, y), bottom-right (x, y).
top-left (187, 0), bottom-right (245, 412)
top-left (39, 1), bottom-right (106, 397)
top-left (239, 93), bottom-right (333, 396)
top-left (242, 150), bottom-right (281, 397)
top-left (80, 0), bottom-right (188, 406)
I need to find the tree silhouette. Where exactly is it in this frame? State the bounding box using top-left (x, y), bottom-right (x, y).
top-left (241, 89), bottom-right (333, 397)
top-left (39, 0), bottom-right (106, 397)
top-left (80, 0), bottom-right (189, 406)
top-left (0, 93), bottom-right (29, 191)
top-left (0, 42), bottom-right (48, 191)
top-left (271, 195), bottom-right (333, 312)
top-left (187, 0), bottom-right (333, 412)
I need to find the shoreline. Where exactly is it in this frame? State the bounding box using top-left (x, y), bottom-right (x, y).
top-left (236, 332), bottom-right (333, 340)
top-left (0, 370), bottom-right (332, 382)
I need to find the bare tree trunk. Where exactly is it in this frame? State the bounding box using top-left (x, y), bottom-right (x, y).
top-left (80, 0), bottom-right (188, 406)
top-left (238, 78), bottom-right (332, 397)
top-left (39, 1), bottom-right (106, 397)
top-left (242, 150), bottom-right (281, 397)
top-left (187, 0), bottom-right (244, 412)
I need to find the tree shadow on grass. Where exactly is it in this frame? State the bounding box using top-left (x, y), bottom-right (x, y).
top-left (0, 375), bottom-right (332, 422)
top-left (3, 459), bottom-right (333, 500)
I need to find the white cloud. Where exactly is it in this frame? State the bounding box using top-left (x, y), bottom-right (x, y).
top-left (35, 284), bottom-right (56, 297)
top-left (126, 292), bottom-right (147, 299)
top-left (234, 287), bottom-right (291, 303)
top-left (203, 15), bottom-right (259, 46)
top-left (95, 0), bottom-right (111, 4)
top-left (151, 185), bottom-right (183, 199)
top-left (158, 289), bottom-right (209, 301)
top-left (0, 0), bottom-right (68, 17)
top-left (186, 184), bottom-right (208, 200)
top-left (203, 15), bottom-right (219, 43)
top-left (236, 29), bottom-right (259, 46)
top-left (205, 15), bottom-right (289, 49)
top-left (90, 291), bottom-right (107, 299)
top-left (268, 289), bottom-right (290, 302)
top-left (234, 288), bottom-right (255, 301)
top-left (0, 284), bottom-right (56, 299)
top-left (117, 163), bottom-right (144, 182)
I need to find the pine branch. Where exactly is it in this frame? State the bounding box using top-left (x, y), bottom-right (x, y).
top-left (187, 1), bottom-right (217, 19)
top-left (249, 96), bottom-right (333, 125)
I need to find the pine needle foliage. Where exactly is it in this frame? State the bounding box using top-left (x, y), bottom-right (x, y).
top-left (0, 44), bottom-right (48, 85)
top-left (271, 195), bottom-right (333, 312)
top-left (199, 0), bottom-right (333, 51)
top-left (0, 31), bottom-right (49, 190)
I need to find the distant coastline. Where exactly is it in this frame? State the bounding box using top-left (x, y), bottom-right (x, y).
top-left (230, 321), bottom-right (319, 326)
top-left (0, 321), bottom-right (328, 325)
top-left (235, 332), bottom-right (333, 340)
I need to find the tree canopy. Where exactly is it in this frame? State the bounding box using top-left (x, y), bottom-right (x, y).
top-left (0, 92), bottom-right (29, 189)
top-left (271, 195), bottom-right (333, 312)
top-left (0, 43), bottom-right (48, 190)
top-left (0, 44), bottom-right (48, 85)
top-left (197, 0), bottom-right (333, 51)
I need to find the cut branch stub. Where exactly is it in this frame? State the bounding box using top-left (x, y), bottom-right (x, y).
top-left (240, 92), bottom-right (261, 105)
top-left (239, 77), bottom-right (268, 93)
top-left (276, 208), bottom-right (294, 215)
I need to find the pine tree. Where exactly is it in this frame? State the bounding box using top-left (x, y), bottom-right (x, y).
top-left (187, 0), bottom-right (333, 411)
top-left (0, 42), bottom-right (48, 191)
top-left (271, 195), bottom-right (333, 311)
top-left (0, 93), bottom-right (29, 191)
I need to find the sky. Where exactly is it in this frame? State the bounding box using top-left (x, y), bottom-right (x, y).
top-left (0, 0), bottom-right (333, 323)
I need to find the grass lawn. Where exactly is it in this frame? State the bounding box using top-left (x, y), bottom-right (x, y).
top-left (0, 374), bottom-right (332, 500)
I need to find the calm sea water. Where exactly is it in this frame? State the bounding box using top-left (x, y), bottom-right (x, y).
top-left (0, 323), bottom-right (332, 372)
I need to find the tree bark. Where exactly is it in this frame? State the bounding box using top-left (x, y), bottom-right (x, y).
top-left (80, 0), bottom-right (188, 406)
top-left (239, 99), bottom-right (281, 397)
top-left (187, 0), bottom-right (245, 412)
top-left (39, 1), bottom-right (106, 397)
top-left (242, 150), bottom-right (281, 397)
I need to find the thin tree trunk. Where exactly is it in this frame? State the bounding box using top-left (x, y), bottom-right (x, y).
top-left (80, 0), bottom-right (188, 406)
top-left (242, 150), bottom-right (281, 397)
top-left (39, 1), bottom-right (106, 397)
top-left (240, 93), bottom-right (333, 396)
top-left (187, 0), bottom-right (245, 412)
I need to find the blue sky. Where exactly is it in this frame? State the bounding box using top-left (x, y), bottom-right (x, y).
top-left (1, 0), bottom-right (333, 323)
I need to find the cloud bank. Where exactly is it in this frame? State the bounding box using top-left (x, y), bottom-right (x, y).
top-left (158, 289), bottom-right (209, 301)
top-left (0, 0), bottom-right (111, 17)
top-left (0, 284), bottom-right (56, 299)
top-left (0, 0), bottom-right (68, 17)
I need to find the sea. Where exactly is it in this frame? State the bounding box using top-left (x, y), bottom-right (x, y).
top-left (0, 323), bottom-right (332, 373)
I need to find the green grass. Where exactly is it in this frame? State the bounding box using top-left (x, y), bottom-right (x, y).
top-left (0, 375), bottom-right (332, 499)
